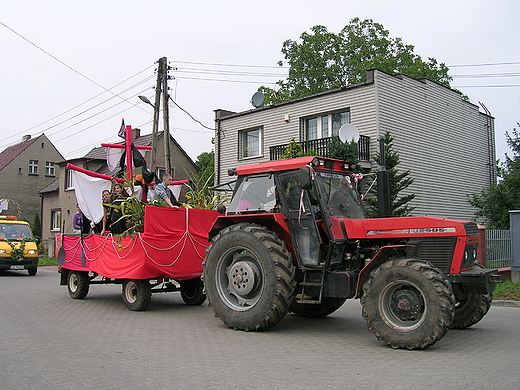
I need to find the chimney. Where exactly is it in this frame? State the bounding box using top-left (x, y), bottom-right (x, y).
top-left (22, 135), bottom-right (31, 142)
top-left (132, 128), bottom-right (141, 139)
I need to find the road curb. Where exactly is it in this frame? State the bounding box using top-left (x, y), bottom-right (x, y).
top-left (492, 300), bottom-right (520, 308)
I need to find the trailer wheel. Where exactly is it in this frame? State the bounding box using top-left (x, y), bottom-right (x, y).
top-left (290, 297), bottom-right (347, 318)
top-left (451, 263), bottom-right (492, 329)
top-left (67, 271), bottom-right (90, 299)
top-left (361, 257), bottom-right (455, 350)
top-left (203, 223), bottom-right (296, 331)
top-left (122, 279), bottom-right (151, 311)
top-left (180, 277), bottom-right (206, 305)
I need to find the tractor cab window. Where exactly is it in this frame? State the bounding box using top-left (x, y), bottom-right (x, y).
top-left (228, 175), bottom-right (277, 214)
top-left (316, 172), bottom-right (367, 219)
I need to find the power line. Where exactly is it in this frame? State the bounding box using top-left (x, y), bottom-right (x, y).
top-left (448, 61), bottom-right (520, 68)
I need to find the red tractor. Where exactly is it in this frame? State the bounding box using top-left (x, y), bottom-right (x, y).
top-left (203, 156), bottom-right (499, 349)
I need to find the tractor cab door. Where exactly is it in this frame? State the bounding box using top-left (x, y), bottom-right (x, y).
top-left (278, 171), bottom-right (321, 268)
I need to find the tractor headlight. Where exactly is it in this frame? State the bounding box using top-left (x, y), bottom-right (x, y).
top-left (462, 245), bottom-right (477, 269)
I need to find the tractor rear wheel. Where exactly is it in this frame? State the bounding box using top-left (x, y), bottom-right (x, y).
top-left (451, 263), bottom-right (492, 329)
top-left (361, 257), bottom-right (455, 350)
top-left (203, 223), bottom-right (296, 331)
top-left (290, 297), bottom-right (347, 318)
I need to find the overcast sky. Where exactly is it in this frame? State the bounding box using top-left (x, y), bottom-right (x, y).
top-left (1, 0), bottom-right (519, 165)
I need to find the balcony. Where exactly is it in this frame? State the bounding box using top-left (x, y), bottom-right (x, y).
top-left (269, 136), bottom-right (371, 162)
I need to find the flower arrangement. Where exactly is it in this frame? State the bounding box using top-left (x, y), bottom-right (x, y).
top-left (5, 238), bottom-right (36, 262)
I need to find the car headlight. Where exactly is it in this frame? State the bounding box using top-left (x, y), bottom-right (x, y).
top-left (27, 250), bottom-right (38, 255)
top-left (0, 249), bottom-right (6, 254)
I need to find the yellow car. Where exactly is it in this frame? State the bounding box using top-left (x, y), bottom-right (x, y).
top-left (0, 216), bottom-right (39, 275)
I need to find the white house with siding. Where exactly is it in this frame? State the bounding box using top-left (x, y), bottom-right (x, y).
top-left (213, 69), bottom-right (496, 221)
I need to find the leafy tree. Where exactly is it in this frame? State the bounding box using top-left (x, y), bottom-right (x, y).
top-left (32, 212), bottom-right (41, 238)
top-left (259, 18), bottom-right (452, 104)
top-left (364, 131), bottom-right (416, 217)
top-left (195, 150), bottom-right (214, 186)
top-left (469, 124), bottom-right (520, 229)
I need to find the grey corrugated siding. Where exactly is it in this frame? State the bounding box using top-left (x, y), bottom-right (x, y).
top-left (215, 70), bottom-right (496, 222)
top-left (216, 84), bottom-right (378, 183)
top-left (374, 71), bottom-right (494, 220)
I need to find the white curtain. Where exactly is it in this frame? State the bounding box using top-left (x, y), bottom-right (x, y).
top-left (72, 171), bottom-right (112, 225)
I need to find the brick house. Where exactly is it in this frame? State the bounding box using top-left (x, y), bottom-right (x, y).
top-left (0, 134), bottom-right (63, 229)
top-left (213, 69), bottom-right (496, 222)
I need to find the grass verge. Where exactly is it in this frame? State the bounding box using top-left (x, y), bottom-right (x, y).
top-left (494, 280), bottom-right (520, 301)
top-left (39, 256), bottom-right (58, 267)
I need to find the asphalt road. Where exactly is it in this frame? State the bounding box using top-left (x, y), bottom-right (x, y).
top-left (1, 267), bottom-right (519, 390)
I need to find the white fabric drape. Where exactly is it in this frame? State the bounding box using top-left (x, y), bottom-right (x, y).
top-left (72, 171), bottom-right (112, 225)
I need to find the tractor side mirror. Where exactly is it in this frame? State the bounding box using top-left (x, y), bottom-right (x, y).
top-left (299, 166), bottom-right (312, 191)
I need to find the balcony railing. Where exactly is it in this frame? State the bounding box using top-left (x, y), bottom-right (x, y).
top-left (269, 135), bottom-right (370, 162)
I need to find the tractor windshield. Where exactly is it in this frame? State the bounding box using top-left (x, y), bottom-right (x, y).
top-left (228, 175), bottom-right (278, 214)
top-left (316, 172), bottom-right (367, 219)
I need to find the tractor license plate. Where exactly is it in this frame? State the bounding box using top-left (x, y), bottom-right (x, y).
top-left (10, 265), bottom-right (24, 270)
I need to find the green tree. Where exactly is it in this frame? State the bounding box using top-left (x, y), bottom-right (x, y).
top-left (32, 212), bottom-right (41, 238)
top-left (280, 137), bottom-right (316, 159)
top-left (195, 150), bottom-right (214, 186)
top-left (364, 131), bottom-right (416, 217)
top-left (469, 125), bottom-right (520, 228)
top-left (328, 135), bottom-right (360, 172)
top-left (259, 18), bottom-right (452, 104)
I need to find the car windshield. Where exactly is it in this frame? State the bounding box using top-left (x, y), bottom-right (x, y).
top-left (316, 171), bottom-right (367, 219)
top-left (0, 223), bottom-right (34, 240)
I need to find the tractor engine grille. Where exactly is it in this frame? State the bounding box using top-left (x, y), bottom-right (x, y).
top-left (407, 237), bottom-right (457, 273)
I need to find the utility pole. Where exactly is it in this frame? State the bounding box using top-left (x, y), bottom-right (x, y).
top-left (162, 58), bottom-right (172, 174)
top-left (150, 57), bottom-right (165, 178)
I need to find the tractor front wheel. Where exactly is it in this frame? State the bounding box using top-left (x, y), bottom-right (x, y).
top-left (451, 263), bottom-right (492, 329)
top-left (203, 223), bottom-right (296, 331)
top-left (180, 277), bottom-right (206, 306)
top-left (361, 257), bottom-right (455, 350)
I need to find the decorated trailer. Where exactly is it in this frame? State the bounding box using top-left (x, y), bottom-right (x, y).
top-left (58, 206), bottom-right (219, 310)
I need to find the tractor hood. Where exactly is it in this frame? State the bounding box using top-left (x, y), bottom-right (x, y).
top-left (328, 216), bottom-right (479, 241)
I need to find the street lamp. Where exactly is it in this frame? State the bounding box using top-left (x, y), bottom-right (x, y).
top-left (138, 95), bottom-right (154, 108)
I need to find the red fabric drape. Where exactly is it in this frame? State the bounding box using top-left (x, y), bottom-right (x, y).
top-left (58, 207), bottom-right (219, 280)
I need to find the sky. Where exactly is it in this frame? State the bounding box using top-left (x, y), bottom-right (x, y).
top-left (1, 0), bottom-right (519, 165)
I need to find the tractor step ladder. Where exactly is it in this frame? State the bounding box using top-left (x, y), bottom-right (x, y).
top-left (296, 269), bottom-right (325, 304)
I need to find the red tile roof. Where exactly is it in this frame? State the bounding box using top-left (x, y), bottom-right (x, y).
top-left (0, 135), bottom-right (40, 171)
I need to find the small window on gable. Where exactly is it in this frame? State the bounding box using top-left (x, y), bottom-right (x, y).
top-left (41, 142), bottom-right (45, 149)
top-left (239, 128), bottom-right (262, 159)
top-left (45, 162), bottom-right (55, 176)
top-left (28, 160), bottom-right (39, 175)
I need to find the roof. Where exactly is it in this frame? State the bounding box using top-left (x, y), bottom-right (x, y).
top-left (39, 178), bottom-right (60, 194)
top-left (0, 135), bottom-right (40, 171)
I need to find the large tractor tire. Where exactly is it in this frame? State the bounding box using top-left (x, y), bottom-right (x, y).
top-left (203, 223), bottom-right (296, 331)
top-left (122, 279), bottom-right (152, 311)
top-left (360, 257), bottom-right (455, 350)
top-left (67, 271), bottom-right (90, 299)
top-left (290, 297), bottom-right (347, 318)
top-left (450, 263), bottom-right (492, 329)
top-left (180, 277), bottom-right (206, 306)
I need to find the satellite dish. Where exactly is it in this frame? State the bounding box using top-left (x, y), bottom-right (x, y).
top-left (338, 124), bottom-right (360, 143)
top-left (251, 91), bottom-right (265, 108)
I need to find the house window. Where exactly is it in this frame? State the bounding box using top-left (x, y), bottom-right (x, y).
top-left (51, 209), bottom-right (61, 231)
top-left (45, 162), bottom-right (55, 176)
top-left (305, 110), bottom-right (350, 140)
top-left (28, 160), bottom-right (39, 175)
top-left (66, 170), bottom-right (75, 190)
top-left (240, 128), bottom-right (262, 159)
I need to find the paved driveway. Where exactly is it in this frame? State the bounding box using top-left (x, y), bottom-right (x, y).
top-left (1, 267), bottom-right (519, 390)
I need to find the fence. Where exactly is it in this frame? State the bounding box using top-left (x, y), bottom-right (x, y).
top-left (485, 230), bottom-right (512, 269)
